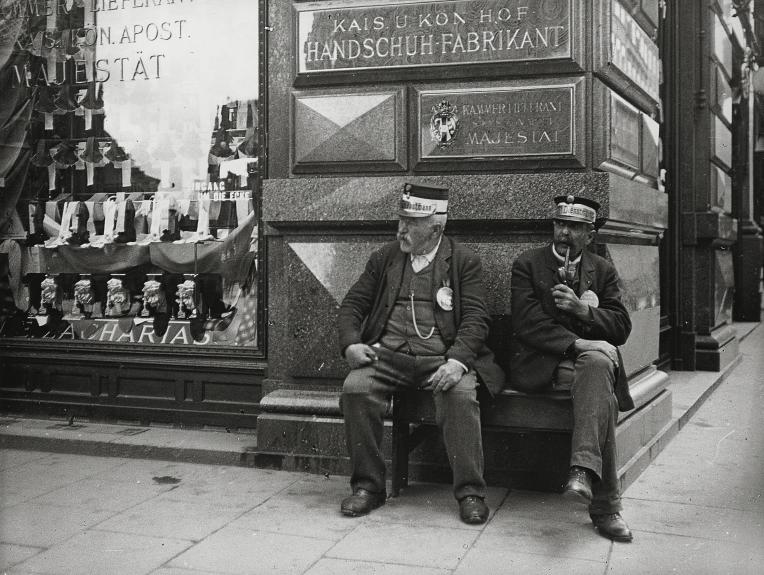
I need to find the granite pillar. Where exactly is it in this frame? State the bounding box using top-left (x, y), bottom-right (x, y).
top-left (732, 82), bottom-right (763, 321)
top-left (669, 0), bottom-right (748, 371)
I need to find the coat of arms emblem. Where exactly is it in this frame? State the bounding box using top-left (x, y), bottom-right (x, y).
top-left (430, 100), bottom-right (459, 148)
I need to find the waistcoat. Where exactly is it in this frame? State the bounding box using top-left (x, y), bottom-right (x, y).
top-left (380, 259), bottom-right (447, 355)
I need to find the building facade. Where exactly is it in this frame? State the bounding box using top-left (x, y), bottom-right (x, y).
top-left (0, 0), bottom-right (761, 485)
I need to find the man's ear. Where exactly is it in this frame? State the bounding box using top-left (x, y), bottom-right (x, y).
top-left (586, 226), bottom-right (596, 245)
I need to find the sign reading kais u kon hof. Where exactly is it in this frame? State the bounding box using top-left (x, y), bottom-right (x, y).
top-left (297, 0), bottom-right (571, 73)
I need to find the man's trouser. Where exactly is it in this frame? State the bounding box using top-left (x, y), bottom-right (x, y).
top-left (556, 350), bottom-right (621, 514)
top-left (341, 346), bottom-right (486, 501)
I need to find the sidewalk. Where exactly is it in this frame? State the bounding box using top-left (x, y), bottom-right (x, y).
top-left (1, 322), bottom-right (763, 574)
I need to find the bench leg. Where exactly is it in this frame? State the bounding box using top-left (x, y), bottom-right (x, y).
top-left (391, 393), bottom-right (410, 497)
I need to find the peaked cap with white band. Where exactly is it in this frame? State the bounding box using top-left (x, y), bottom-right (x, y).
top-left (399, 183), bottom-right (449, 218)
top-left (553, 194), bottom-right (600, 224)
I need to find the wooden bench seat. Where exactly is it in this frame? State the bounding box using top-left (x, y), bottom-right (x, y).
top-left (390, 387), bottom-right (572, 496)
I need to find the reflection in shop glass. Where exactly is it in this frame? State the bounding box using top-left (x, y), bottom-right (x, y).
top-left (0, 0), bottom-right (262, 349)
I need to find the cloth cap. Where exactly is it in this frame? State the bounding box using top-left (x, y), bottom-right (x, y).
top-left (553, 194), bottom-right (600, 224)
top-left (398, 183), bottom-right (449, 218)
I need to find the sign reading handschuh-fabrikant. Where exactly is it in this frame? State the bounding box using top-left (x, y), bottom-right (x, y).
top-left (297, 0), bottom-right (571, 73)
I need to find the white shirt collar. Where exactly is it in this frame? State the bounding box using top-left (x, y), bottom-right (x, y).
top-left (411, 237), bottom-right (442, 270)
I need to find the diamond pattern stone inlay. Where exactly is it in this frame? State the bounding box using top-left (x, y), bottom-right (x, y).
top-left (295, 94), bottom-right (396, 164)
top-left (289, 241), bottom-right (382, 304)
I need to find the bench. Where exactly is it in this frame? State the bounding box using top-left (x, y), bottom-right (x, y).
top-left (256, 372), bottom-right (670, 494)
top-left (257, 384), bottom-right (574, 491)
top-left (389, 386), bottom-right (573, 496)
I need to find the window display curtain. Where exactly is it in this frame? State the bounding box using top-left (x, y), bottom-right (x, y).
top-left (0, 0), bottom-right (34, 240)
top-left (0, 2), bottom-right (34, 278)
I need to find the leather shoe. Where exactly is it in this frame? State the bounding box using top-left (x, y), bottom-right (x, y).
top-left (563, 466), bottom-right (593, 503)
top-left (590, 512), bottom-right (633, 542)
top-left (459, 496), bottom-right (489, 525)
top-left (340, 488), bottom-right (386, 517)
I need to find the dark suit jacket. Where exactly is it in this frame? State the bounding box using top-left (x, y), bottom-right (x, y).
top-left (338, 236), bottom-right (505, 396)
top-left (508, 244), bottom-right (634, 411)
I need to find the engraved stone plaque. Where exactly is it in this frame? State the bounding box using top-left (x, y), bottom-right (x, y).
top-left (297, 0), bottom-right (572, 74)
top-left (418, 85), bottom-right (575, 159)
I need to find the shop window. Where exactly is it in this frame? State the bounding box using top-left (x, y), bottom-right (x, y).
top-left (0, 0), bottom-right (262, 350)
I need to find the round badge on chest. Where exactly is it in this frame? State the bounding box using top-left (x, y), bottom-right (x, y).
top-left (436, 286), bottom-right (453, 311)
top-left (580, 290), bottom-right (600, 308)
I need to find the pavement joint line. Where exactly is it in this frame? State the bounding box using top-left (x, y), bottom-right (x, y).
top-left (362, 517), bottom-right (489, 532)
top-left (626, 527), bottom-right (752, 544)
top-left (87, 526), bottom-right (195, 544)
top-left (737, 322), bottom-right (761, 341)
top-left (7, 455), bottom-right (127, 508)
top-left (602, 543), bottom-right (615, 575)
top-left (622, 495), bottom-right (764, 515)
top-left (302, 550), bottom-right (327, 575)
top-left (675, 355), bottom-right (743, 432)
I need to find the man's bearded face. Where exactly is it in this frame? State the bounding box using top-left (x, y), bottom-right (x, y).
top-left (553, 219), bottom-right (593, 259)
top-left (396, 216), bottom-right (439, 255)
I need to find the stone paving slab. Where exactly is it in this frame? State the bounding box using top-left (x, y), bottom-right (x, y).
top-left (483, 506), bottom-right (611, 563)
top-left (151, 569), bottom-right (231, 575)
top-left (305, 558), bottom-right (451, 575)
top-left (0, 543), bottom-right (44, 573)
top-left (453, 532), bottom-right (607, 575)
top-left (362, 482), bottom-right (506, 530)
top-left (500, 488), bottom-right (584, 522)
top-left (94, 497), bottom-right (250, 542)
top-left (326, 521), bottom-right (480, 570)
top-left (167, 526), bottom-right (336, 575)
top-left (626, 497), bottom-right (763, 545)
top-left (30, 477), bottom-right (175, 511)
top-left (0, 449), bottom-right (47, 471)
top-left (16, 530), bottom-right (191, 575)
top-left (626, 453), bottom-right (764, 512)
top-left (230, 483), bottom-right (364, 542)
top-left (0, 502), bottom-right (115, 548)
top-left (605, 529), bottom-right (763, 575)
